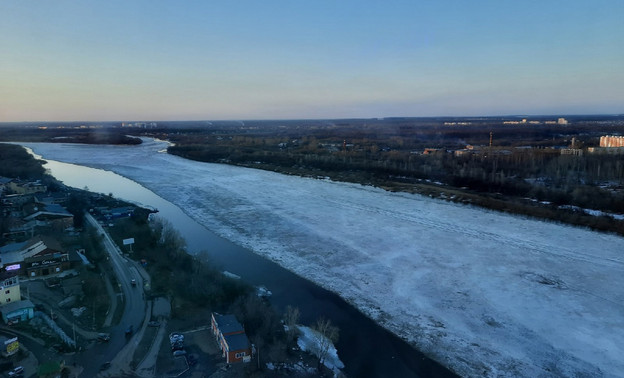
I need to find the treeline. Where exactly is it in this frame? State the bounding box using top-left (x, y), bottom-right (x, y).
top-left (0, 128), bottom-right (141, 145)
top-left (165, 124), bottom-right (624, 235)
top-left (0, 143), bottom-right (47, 179)
top-left (168, 137), bottom-right (624, 208)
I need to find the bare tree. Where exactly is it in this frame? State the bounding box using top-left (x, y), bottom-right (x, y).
top-left (312, 317), bottom-right (339, 371)
top-left (284, 306), bottom-right (300, 343)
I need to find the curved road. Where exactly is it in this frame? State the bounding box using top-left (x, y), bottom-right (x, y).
top-left (81, 213), bottom-right (149, 377)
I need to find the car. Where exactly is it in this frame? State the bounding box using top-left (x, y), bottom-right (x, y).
top-left (131, 279), bottom-right (137, 286)
top-left (171, 341), bottom-right (184, 351)
top-left (169, 332), bottom-right (182, 339)
top-left (8, 366), bottom-right (24, 377)
top-left (125, 324), bottom-right (133, 335)
top-left (97, 333), bottom-right (110, 342)
top-left (173, 350), bottom-right (187, 357)
top-left (169, 332), bottom-right (184, 343)
top-left (148, 320), bottom-right (160, 327)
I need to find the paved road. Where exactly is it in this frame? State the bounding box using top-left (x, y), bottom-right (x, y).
top-left (81, 213), bottom-right (150, 377)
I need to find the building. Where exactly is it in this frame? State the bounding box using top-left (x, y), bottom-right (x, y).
top-left (0, 299), bottom-right (34, 324)
top-left (0, 273), bottom-right (20, 305)
top-left (560, 148), bottom-right (583, 156)
top-left (23, 203), bottom-right (74, 231)
top-left (587, 147), bottom-right (624, 155)
top-left (557, 118), bottom-right (568, 125)
top-left (102, 207), bottom-right (135, 220)
top-left (6, 180), bottom-right (47, 195)
top-left (24, 252), bottom-right (71, 278)
top-left (599, 135), bottom-right (624, 148)
top-left (0, 236), bottom-right (70, 277)
top-left (0, 336), bottom-right (19, 357)
top-left (34, 192), bottom-right (69, 205)
top-left (211, 313), bottom-right (252, 363)
top-left (423, 148), bottom-right (443, 155)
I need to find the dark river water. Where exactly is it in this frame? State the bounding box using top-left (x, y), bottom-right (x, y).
top-left (38, 155), bottom-right (456, 378)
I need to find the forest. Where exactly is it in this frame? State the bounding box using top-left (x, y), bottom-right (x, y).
top-left (2, 116), bottom-right (624, 235)
top-left (161, 117), bottom-right (624, 235)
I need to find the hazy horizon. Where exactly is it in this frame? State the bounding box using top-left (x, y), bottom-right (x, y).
top-left (2, 113), bottom-right (623, 125)
top-left (2, 1), bottom-right (623, 122)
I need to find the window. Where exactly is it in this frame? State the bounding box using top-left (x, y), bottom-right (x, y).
top-left (4, 290), bottom-right (9, 294)
top-left (6, 298), bottom-right (10, 303)
top-left (235, 352), bottom-right (246, 358)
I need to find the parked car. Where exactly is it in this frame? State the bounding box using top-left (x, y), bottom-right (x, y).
top-left (97, 333), bottom-right (110, 342)
top-left (169, 333), bottom-right (184, 345)
top-left (8, 366), bottom-right (23, 377)
top-left (171, 340), bottom-right (184, 351)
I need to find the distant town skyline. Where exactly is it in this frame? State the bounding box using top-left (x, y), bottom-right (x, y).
top-left (1, 1), bottom-right (623, 122)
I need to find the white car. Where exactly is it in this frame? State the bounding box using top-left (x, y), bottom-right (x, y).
top-left (8, 366), bottom-right (23, 377)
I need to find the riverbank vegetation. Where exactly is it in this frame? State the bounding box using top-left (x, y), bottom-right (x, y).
top-left (1, 142), bottom-right (341, 376)
top-left (106, 213), bottom-right (319, 374)
top-left (0, 125), bottom-right (141, 145)
top-left (159, 117), bottom-right (624, 236)
top-left (3, 118), bottom-right (624, 235)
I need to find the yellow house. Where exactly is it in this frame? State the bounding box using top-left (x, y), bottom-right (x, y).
top-left (0, 274), bottom-right (21, 305)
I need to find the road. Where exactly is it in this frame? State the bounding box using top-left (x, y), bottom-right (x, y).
top-left (81, 213), bottom-right (150, 377)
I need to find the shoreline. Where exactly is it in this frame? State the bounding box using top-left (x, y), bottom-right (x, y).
top-left (18, 140), bottom-right (624, 377)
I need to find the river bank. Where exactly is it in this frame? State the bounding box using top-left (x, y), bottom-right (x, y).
top-left (19, 141), bottom-right (455, 377)
top-left (18, 139), bottom-right (624, 377)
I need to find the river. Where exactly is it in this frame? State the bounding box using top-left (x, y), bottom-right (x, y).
top-left (26, 146), bottom-right (456, 378)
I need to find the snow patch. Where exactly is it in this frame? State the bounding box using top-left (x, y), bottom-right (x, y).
top-left (296, 325), bottom-right (344, 373)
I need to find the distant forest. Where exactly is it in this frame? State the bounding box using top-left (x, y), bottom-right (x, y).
top-left (2, 116), bottom-right (624, 234)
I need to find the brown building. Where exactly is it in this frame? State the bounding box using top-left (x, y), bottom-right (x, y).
top-left (0, 236), bottom-right (70, 278)
top-left (211, 313), bottom-right (252, 363)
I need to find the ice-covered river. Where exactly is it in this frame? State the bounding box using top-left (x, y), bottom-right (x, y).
top-left (19, 139), bottom-right (624, 377)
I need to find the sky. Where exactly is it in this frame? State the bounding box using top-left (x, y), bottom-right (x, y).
top-left (1, 1), bottom-right (623, 121)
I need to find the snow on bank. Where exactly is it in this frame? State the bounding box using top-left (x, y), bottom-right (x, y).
top-left (296, 325), bottom-right (344, 373)
top-left (20, 140), bottom-right (624, 377)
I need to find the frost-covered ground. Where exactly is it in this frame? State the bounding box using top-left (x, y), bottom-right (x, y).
top-left (21, 139), bottom-right (624, 377)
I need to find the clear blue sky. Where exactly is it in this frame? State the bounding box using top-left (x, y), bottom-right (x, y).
top-left (1, 1), bottom-right (622, 121)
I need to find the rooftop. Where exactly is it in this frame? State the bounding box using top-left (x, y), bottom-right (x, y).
top-left (224, 332), bottom-right (250, 352)
top-left (213, 313), bottom-right (244, 336)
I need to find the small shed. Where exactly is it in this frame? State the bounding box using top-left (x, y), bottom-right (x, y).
top-left (0, 299), bottom-right (34, 324)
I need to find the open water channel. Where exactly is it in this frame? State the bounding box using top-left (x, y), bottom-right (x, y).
top-left (29, 148), bottom-right (456, 378)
